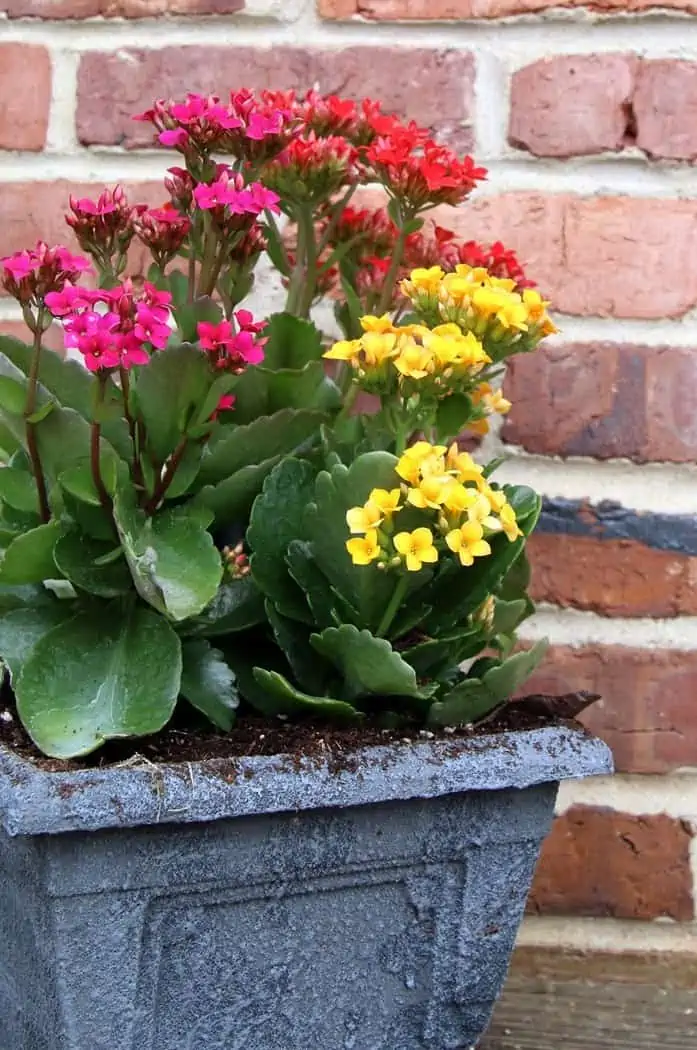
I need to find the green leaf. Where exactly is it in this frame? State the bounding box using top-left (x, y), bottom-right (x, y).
top-left (134, 343), bottom-right (215, 463)
top-left (174, 295), bottom-right (223, 344)
top-left (36, 406), bottom-right (120, 483)
top-left (482, 639), bottom-right (549, 701)
top-left (60, 490), bottom-right (114, 542)
top-left (491, 598), bottom-right (529, 637)
top-left (53, 528), bottom-right (132, 598)
top-left (114, 493), bottom-right (222, 621)
top-left (305, 452), bottom-right (399, 629)
top-left (0, 467), bottom-right (39, 513)
top-left (401, 628), bottom-right (484, 678)
top-left (435, 393), bottom-right (474, 443)
top-left (261, 313), bottom-right (324, 371)
top-left (265, 599), bottom-right (329, 694)
top-left (199, 408), bottom-right (327, 486)
top-left (201, 455), bottom-right (281, 526)
top-left (0, 603), bottom-right (76, 680)
top-left (26, 400), bottom-right (55, 425)
top-left (0, 335), bottom-right (131, 460)
top-left (15, 602), bottom-right (182, 759)
top-left (191, 373), bottom-right (237, 430)
top-left (0, 522), bottom-right (63, 584)
top-left (251, 668), bottom-right (361, 722)
top-left (179, 575), bottom-right (265, 638)
top-left (0, 375), bottom-right (28, 415)
top-left (163, 442), bottom-right (204, 499)
top-left (247, 458), bottom-right (316, 621)
top-left (427, 679), bottom-right (497, 728)
top-left (505, 485), bottom-right (542, 532)
top-left (285, 540), bottom-right (338, 629)
top-left (180, 638), bottom-right (238, 731)
top-left (59, 459), bottom-right (119, 506)
top-left (310, 623), bottom-right (434, 702)
top-left (263, 360), bottom-right (342, 414)
top-left (263, 219), bottom-right (291, 276)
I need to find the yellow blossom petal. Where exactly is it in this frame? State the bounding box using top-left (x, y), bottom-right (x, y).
top-left (346, 500), bottom-right (383, 534)
top-left (393, 527), bottom-right (439, 571)
top-left (346, 529), bottom-right (381, 565)
top-left (324, 339), bottom-right (360, 361)
top-left (359, 314), bottom-right (397, 334)
top-left (368, 488), bottom-right (402, 517)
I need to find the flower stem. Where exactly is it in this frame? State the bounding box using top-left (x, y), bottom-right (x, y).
top-left (144, 436), bottom-right (188, 515)
top-left (119, 366), bottom-right (144, 491)
top-left (285, 211), bottom-right (307, 316)
top-left (25, 308), bottom-right (50, 523)
top-left (376, 575), bottom-right (409, 639)
top-left (375, 205), bottom-right (413, 316)
top-left (91, 373), bottom-right (113, 520)
top-left (296, 207), bottom-right (318, 319)
top-left (197, 214), bottom-right (219, 298)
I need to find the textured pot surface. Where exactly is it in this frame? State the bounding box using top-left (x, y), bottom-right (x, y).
top-left (0, 725), bottom-right (612, 1050)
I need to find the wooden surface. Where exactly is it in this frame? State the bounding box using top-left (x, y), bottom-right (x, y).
top-left (480, 947), bottom-right (697, 1050)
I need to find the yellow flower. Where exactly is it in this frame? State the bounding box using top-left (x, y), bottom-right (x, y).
top-left (396, 442), bottom-right (446, 484)
top-left (472, 286), bottom-right (528, 331)
top-left (346, 529), bottom-right (381, 566)
top-left (393, 340), bottom-right (434, 380)
top-left (324, 339), bottom-right (360, 362)
top-left (486, 487), bottom-right (507, 513)
top-left (407, 475), bottom-right (449, 510)
top-left (498, 503), bottom-right (523, 542)
top-left (368, 488), bottom-right (402, 518)
top-left (473, 382), bottom-right (511, 415)
top-left (361, 331), bottom-right (398, 367)
top-left (346, 501), bottom-right (383, 535)
top-left (466, 493), bottom-right (501, 531)
top-left (445, 445), bottom-right (485, 487)
top-left (402, 266), bottom-right (445, 298)
top-left (522, 289), bottom-right (558, 336)
top-left (445, 521), bottom-right (492, 567)
top-left (393, 527), bottom-right (439, 572)
top-left (360, 314), bottom-right (397, 334)
top-left (441, 481), bottom-right (479, 515)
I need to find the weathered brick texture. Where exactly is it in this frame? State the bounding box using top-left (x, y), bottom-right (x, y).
top-left (528, 807), bottom-right (694, 921)
top-left (4, 1), bottom-right (244, 15)
top-left (319, 0), bottom-right (697, 18)
top-left (77, 47), bottom-right (475, 151)
top-left (0, 45), bottom-right (51, 152)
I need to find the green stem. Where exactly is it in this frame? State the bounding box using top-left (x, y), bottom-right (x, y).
top-left (296, 207), bottom-right (318, 318)
top-left (375, 211), bottom-right (411, 316)
top-left (197, 214), bottom-right (219, 298)
top-left (118, 366), bottom-right (144, 491)
top-left (376, 575), bottom-right (409, 639)
top-left (285, 211), bottom-right (306, 316)
top-left (24, 308), bottom-right (50, 523)
top-left (187, 248), bottom-right (196, 305)
top-left (336, 381), bottom-right (360, 423)
top-left (91, 373), bottom-right (113, 520)
top-left (144, 436), bottom-right (188, 515)
top-left (316, 185), bottom-right (356, 255)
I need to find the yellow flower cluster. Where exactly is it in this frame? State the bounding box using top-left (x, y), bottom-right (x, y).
top-left (345, 441), bottom-right (523, 571)
top-left (401, 264), bottom-right (557, 349)
top-left (324, 313), bottom-right (490, 385)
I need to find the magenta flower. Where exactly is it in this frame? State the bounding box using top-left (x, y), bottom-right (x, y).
top-left (134, 304), bottom-right (170, 350)
top-left (1, 244), bottom-right (92, 304)
top-left (197, 321), bottom-right (234, 352)
top-left (74, 327), bottom-right (122, 373)
top-left (119, 333), bottom-right (151, 369)
top-left (2, 253), bottom-right (35, 281)
top-left (246, 111), bottom-right (284, 141)
top-left (233, 329), bottom-right (265, 365)
top-left (159, 128), bottom-right (190, 149)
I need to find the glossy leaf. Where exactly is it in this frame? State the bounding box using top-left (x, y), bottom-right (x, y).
top-left (178, 575), bottom-right (265, 638)
top-left (310, 623), bottom-right (434, 702)
top-left (285, 540), bottom-right (338, 629)
top-left (265, 599), bottom-right (328, 694)
top-left (180, 638), bottom-right (238, 730)
top-left (134, 342), bottom-right (214, 463)
top-left (201, 455), bottom-right (281, 526)
top-left (0, 522), bottom-right (63, 584)
top-left (251, 668), bottom-right (361, 722)
top-left (0, 602), bottom-right (76, 680)
top-left (16, 602), bottom-right (182, 758)
top-left (53, 528), bottom-right (132, 598)
top-left (260, 313), bottom-right (324, 371)
top-left (0, 467), bottom-right (39, 514)
top-left (199, 408), bottom-right (326, 486)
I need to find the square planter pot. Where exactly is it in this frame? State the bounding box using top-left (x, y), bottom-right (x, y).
top-left (0, 723), bottom-right (612, 1050)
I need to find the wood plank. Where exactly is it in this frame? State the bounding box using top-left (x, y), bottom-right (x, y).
top-left (480, 947), bottom-right (697, 1050)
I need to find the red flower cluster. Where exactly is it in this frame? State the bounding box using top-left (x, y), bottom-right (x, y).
top-left (46, 280), bottom-right (172, 373)
top-left (439, 235), bottom-right (536, 289)
top-left (197, 309), bottom-right (267, 372)
top-left (0, 243), bottom-right (91, 306)
top-left (262, 133), bottom-right (360, 205)
top-left (366, 127), bottom-right (487, 212)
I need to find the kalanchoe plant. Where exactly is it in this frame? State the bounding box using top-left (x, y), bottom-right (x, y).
top-left (0, 86), bottom-right (556, 760)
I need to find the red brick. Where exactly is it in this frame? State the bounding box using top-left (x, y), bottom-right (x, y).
top-left (634, 60), bottom-right (697, 161)
top-left (5, 1), bottom-right (244, 16)
top-left (0, 321), bottom-right (66, 354)
top-left (508, 55), bottom-right (636, 158)
top-left (521, 644), bottom-right (697, 774)
top-left (0, 45), bottom-right (51, 152)
top-left (526, 531), bottom-right (697, 617)
top-left (76, 47), bottom-right (474, 151)
top-left (528, 807), bottom-right (694, 921)
top-left (503, 342), bottom-right (697, 463)
top-left (0, 181), bottom-right (164, 291)
top-left (320, 0), bottom-right (697, 17)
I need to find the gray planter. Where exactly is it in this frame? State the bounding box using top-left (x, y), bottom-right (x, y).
top-left (0, 723), bottom-right (611, 1050)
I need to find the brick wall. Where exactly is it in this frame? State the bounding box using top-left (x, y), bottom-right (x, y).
top-left (2, 0), bottom-right (697, 962)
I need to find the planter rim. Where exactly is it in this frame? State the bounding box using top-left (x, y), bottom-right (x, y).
top-left (0, 723), bottom-right (612, 837)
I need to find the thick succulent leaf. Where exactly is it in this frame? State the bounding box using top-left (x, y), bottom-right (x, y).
top-left (53, 528), bottom-right (132, 598)
top-left (265, 599), bottom-right (329, 694)
top-left (0, 467), bottom-right (39, 514)
top-left (134, 343), bottom-right (215, 463)
top-left (0, 335), bottom-right (130, 459)
top-left (491, 598), bottom-right (529, 637)
top-left (0, 521), bottom-right (64, 584)
top-left (114, 492), bottom-right (222, 621)
top-left (247, 458), bottom-right (316, 622)
top-left (427, 678), bottom-right (497, 728)
top-left (178, 575), bottom-right (265, 638)
top-left (481, 639), bottom-right (548, 701)
top-left (259, 312), bottom-right (324, 371)
top-left (180, 638), bottom-right (238, 731)
top-left (0, 602), bottom-right (77, 680)
top-left (504, 485), bottom-right (542, 532)
top-left (304, 452), bottom-right (400, 630)
top-left (200, 455), bottom-right (281, 527)
top-left (310, 623), bottom-right (434, 702)
top-left (435, 393), bottom-right (474, 444)
top-left (199, 408), bottom-right (326, 486)
top-left (15, 602), bottom-right (182, 758)
top-left (401, 628), bottom-right (484, 678)
top-left (285, 540), bottom-right (339, 629)
top-left (251, 668), bottom-right (362, 722)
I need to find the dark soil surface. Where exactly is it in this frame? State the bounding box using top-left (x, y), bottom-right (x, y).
top-left (0, 690), bottom-right (598, 774)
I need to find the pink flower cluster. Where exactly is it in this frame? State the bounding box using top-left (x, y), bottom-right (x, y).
top-left (134, 90), bottom-right (297, 166)
top-left (0, 243), bottom-right (91, 305)
top-left (46, 280), bottom-right (172, 373)
top-left (133, 204), bottom-right (191, 266)
top-left (66, 186), bottom-right (143, 261)
top-left (193, 168), bottom-right (279, 216)
top-left (197, 309), bottom-right (267, 373)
